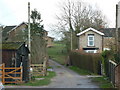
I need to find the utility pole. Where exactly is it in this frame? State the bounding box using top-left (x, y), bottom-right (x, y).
top-left (0, 27), bottom-right (2, 64)
top-left (116, 4), bottom-right (118, 52)
top-left (70, 28), bottom-right (73, 51)
top-left (28, 2), bottom-right (31, 80)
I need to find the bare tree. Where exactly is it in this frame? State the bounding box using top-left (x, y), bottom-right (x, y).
top-left (54, 0), bottom-right (108, 51)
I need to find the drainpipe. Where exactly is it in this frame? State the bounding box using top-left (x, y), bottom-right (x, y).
top-left (102, 35), bottom-right (104, 52)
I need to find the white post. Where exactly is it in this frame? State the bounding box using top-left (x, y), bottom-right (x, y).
top-left (28, 2), bottom-right (31, 80)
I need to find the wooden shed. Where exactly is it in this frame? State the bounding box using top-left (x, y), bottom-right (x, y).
top-left (1, 42), bottom-right (30, 82)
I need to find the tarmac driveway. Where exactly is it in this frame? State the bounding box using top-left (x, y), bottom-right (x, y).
top-left (45, 59), bottom-right (100, 88)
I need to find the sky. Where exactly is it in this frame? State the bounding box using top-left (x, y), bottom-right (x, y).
top-left (0, 0), bottom-right (120, 38)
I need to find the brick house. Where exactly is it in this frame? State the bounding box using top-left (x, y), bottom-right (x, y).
top-left (2, 22), bottom-right (54, 47)
top-left (99, 28), bottom-right (116, 51)
top-left (77, 27), bottom-right (104, 53)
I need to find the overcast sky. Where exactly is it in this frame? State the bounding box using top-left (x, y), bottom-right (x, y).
top-left (0, 0), bottom-right (120, 38)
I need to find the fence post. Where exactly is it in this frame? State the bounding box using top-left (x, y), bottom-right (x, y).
top-left (2, 63), bottom-right (5, 84)
top-left (20, 66), bottom-right (23, 83)
top-left (43, 60), bottom-right (47, 76)
top-left (109, 60), bottom-right (117, 86)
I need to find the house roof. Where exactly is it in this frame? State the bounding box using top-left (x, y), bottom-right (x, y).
top-left (1, 42), bottom-right (24, 50)
top-left (77, 27), bottom-right (104, 36)
top-left (2, 26), bottom-right (16, 37)
top-left (99, 28), bottom-right (115, 37)
top-left (8, 22), bottom-right (48, 33)
top-left (8, 22), bottom-right (27, 33)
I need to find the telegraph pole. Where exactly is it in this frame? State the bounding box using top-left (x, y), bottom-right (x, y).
top-left (28, 2), bottom-right (31, 80)
top-left (70, 28), bottom-right (73, 51)
top-left (116, 4), bottom-right (118, 52)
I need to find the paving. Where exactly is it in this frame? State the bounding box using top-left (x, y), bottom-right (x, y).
top-left (5, 59), bottom-right (101, 89)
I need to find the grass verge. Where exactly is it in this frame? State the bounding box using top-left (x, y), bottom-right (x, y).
top-left (91, 76), bottom-right (114, 88)
top-left (23, 71), bottom-right (56, 86)
top-left (68, 66), bottom-right (93, 75)
top-left (47, 43), bottom-right (67, 65)
top-left (5, 71), bottom-right (56, 86)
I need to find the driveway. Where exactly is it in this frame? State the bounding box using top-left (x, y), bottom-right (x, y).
top-left (45, 59), bottom-right (100, 88)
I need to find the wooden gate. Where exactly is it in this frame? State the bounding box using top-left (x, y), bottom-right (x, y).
top-left (31, 60), bottom-right (47, 76)
top-left (0, 63), bottom-right (22, 84)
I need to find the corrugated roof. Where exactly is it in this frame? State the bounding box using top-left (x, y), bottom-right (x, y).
top-left (1, 42), bottom-right (24, 50)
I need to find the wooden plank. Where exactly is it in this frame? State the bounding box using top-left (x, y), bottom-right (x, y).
top-left (4, 77), bottom-right (22, 79)
top-left (5, 72), bottom-right (22, 74)
top-left (4, 81), bottom-right (22, 83)
top-left (5, 68), bottom-right (21, 75)
top-left (4, 67), bottom-right (21, 69)
top-left (109, 60), bottom-right (117, 66)
top-left (31, 64), bottom-right (43, 67)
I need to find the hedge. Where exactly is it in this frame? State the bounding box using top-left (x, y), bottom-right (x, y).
top-left (69, 51), bottom-right (102, 74)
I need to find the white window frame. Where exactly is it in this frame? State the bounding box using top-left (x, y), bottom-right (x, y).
top-left (85, 50), bottom-right (97, 53)
top-left (88, 35), bottom-right (94, 46)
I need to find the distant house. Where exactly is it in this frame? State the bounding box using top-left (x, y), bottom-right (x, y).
top-left (77, 27), bottom-right (104, 53)
top-left (45, 36), bottom-right (54, 47)
top-left (1, 42), bottom-right (30, 81)
top-left (7, 22), bottom-right (28, 42)
top-left (2, 22), bottom-right (54, 47)
top-left (99, 28), bottom-right (116, 51)
top-left (2, 26), bottom-right (16, 41)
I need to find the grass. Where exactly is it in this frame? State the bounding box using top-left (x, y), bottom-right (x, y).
top-left (69, 66), bottom-right (94, 75)
top-left (23, 71), bottom-right (56, 86)
top-left (47, 42), bottom-right (67, 65)
top-left (5, 71), bottom-right (56, 86)
top-left (91, 76), bottom-right (114, 88)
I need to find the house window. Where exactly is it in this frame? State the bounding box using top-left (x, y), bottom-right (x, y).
top-left (85, 50), bottom-right (97, 53)
top-left (88, 34), bottom-right (94, 46)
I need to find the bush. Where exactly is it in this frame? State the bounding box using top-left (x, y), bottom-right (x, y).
top-left (101, 50), bottom-right (117, 76)
top-left (69, 51), bottom-right (102, 74)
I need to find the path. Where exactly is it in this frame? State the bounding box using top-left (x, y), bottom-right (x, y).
top-left (45, 59), bottom-right (100, 88)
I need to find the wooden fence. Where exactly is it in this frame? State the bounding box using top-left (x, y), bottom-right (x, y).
top-left (108, 60), bottom-right (117, 86)
top-left (0, 63), bottom-right (22, 84)
top-left (31, 60), bottom-right (47, 76)
top-left (115, 63), bottom-right (120, 88)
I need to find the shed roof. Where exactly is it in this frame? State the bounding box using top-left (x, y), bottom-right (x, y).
top-left (77, 27), bottom-right (104, 36)
top-left (1, 42), bottom-right (24, 50)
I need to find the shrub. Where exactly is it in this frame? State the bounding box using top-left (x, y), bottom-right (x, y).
top-left (102, 50), bottom-right (114, 76)
top-left (69, 51), bottom-right (102, 74)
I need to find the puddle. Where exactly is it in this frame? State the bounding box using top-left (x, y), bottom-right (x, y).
top-left (47, 68), bottom-right (53, 71)
top-left (77, 83), bottom-right (82, 85)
